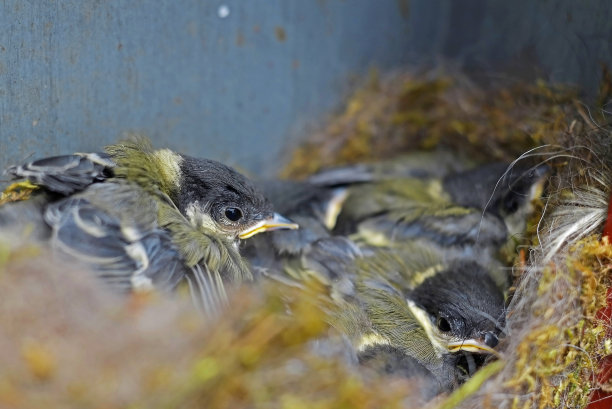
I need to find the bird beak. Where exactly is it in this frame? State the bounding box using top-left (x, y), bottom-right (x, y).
top-left (238, 213), bottom-right (299, 239)
top-left (447, 339), bottom-right (499, 356)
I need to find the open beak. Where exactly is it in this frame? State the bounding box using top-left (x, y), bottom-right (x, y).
top-left (447, 339), bottom-right (499, 356)
top-left (238, 213), bottom-right (299, 239)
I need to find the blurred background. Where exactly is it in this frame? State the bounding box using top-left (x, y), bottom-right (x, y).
top-left (1, 0), bottom-right (611, 176)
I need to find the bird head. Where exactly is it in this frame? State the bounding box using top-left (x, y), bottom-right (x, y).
top-left (407, 261), bottom-right (505, 356)
top-left (442, 162), bottom-right (549, 238)
top-left (348, 252), bottom-right (505, 392)
top-left (176, 155), bottom-right (299, 240)
top-left (105, 139), bottom-right (298, 241)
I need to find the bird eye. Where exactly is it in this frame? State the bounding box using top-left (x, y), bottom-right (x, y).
top-left (224, 207), bottom-right (243, 222)
top-left (483, 332), bottom-right (499, 348)
top-left (437, 317), bottom-right (451, 332)
top-left (502, 194), bottom-right (520, 214)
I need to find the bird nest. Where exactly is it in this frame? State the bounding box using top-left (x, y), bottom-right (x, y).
top-left (282, 67), bottom-right (612, 409)
top-left (1, 67), bottom-right (611, 409)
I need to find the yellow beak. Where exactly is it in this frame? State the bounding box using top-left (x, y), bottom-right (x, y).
top-left (447, 339), bottom-right (499, 356)
top-left (238, 213), bottom-right (299, 239)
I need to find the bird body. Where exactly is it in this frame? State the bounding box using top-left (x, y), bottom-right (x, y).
top-left (332, 161), bottom-right (548, 289)
top-left (1, 137), bottom-right (297, 314)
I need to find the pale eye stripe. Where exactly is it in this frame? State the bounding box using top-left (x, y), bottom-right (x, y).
top-left (406, 300), bottom-right (447, 358)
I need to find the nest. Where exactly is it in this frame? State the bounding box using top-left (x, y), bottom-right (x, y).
top-left (469, 126), bottom-right (612, 409)
top-left (1, 67), bottom-right (611, 408)
top-left (284, 67), bottom-right (612, 408)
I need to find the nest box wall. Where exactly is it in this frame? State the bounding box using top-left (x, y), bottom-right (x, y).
top-left (0, 0), bottom-right (611, 176)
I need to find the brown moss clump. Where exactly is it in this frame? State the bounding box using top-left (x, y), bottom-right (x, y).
top-left (281, 70), bottom-right (577, 179)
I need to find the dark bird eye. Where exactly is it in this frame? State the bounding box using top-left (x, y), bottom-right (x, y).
top-left (502, 194), bottom-right (520, 214)
top-left (437, 317), bottom-right (451, 332)
top-left (483, 332), bottom-right (499, 348)
top-left (224, 207), bottom-right (243, 222)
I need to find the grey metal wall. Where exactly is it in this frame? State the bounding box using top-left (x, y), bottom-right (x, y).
top-left (1, 1), bottom-right (611, 176)
top-left (0, 0), bottom-right (415, 176)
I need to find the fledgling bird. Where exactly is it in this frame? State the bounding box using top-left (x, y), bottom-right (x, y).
top-left (254, 150), bottom-right (477, 262)
top-left (249, 158), bottom-right (546, 290)
top-left (334, 247), bottom-right (505, 398)
top-left (0, 137), bottom-right (298, 314)
top-left (332, 161), bottom-right (549, 288)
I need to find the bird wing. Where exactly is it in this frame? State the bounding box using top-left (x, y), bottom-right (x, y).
top-left (6, 153), bottom-right (115, 195)
top-left (335, 269), bottom-right (445, 371)
top-left (354, 204), bottom-right (508, 248)
top-left (43, 185), bottom-right (187, 293)
top-left (361, 289), bottom-right (442, 365)
top-left (354, 245), bottom-right (445, 292)
top-left (351, 204), bottom-right (510, 288)
top-left (333, 178), bottom-right (450, 234)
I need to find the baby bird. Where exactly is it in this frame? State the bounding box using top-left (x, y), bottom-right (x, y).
top-left (333, 246), bottom-right (505, 397)
top-left (1, 137), bottom-right (297, 314)
top-left (333, 161), bottom-right (548, 288)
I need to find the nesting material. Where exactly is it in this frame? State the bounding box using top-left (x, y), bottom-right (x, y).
top-left (281, 69), bottom-right (577, 179)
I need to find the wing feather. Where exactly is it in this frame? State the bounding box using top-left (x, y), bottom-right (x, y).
top-left (44, 186), bottom-right (187, 293)
top-left (7, 153), bottom-right (114, 195)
